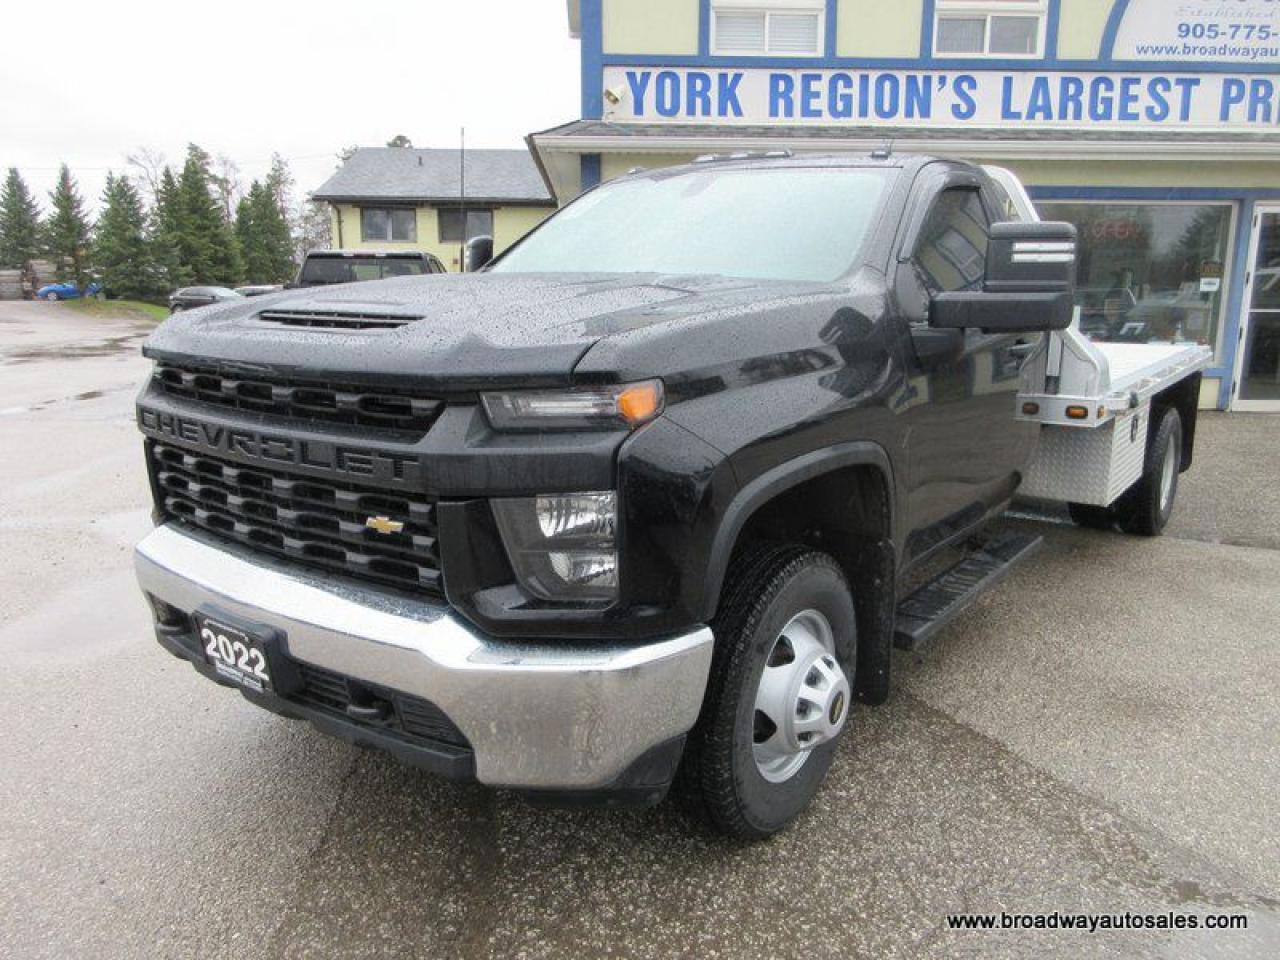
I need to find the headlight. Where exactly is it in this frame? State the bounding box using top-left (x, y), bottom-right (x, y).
top-left (481, 380), bottom-right (663, 432)
top-left (492, 492), bottom-right (618, 603)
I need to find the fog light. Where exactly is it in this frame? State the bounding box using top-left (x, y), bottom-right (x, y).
top-left (549, 551), bottom-right (618, 591)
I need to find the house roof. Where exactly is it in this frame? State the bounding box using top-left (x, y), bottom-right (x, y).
top-left (312, 147), bottom-right (554, 205)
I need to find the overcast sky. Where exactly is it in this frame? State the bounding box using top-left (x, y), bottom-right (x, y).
top-left (1, 0), bottom-right (580, 213)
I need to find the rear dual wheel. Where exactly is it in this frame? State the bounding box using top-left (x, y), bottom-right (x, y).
top-left (1117, 407), bottom-right (1182, 536)
top-left (679, 544), bottom-right (855, 840)
top-left (1066, 407), bottom-right (1182, 537)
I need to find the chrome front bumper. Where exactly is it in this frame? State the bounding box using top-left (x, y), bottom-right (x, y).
top-left (134, 525), bottom-right (714, 791)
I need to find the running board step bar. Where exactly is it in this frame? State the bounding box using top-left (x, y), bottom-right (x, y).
top-left (894, 532), bottom-right (1043, 651)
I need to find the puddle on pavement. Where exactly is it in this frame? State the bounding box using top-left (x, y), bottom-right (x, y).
top-left (2, 384), bottom-right (133, 415)
top-left (0, 332), bottom-right (149, 364)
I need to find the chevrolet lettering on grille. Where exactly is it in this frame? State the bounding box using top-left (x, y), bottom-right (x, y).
top-left (136, 407), bottom-right (422, 484)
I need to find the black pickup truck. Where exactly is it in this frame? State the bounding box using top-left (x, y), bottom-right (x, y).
top-left (134, 153), bottom-right (1144, 838)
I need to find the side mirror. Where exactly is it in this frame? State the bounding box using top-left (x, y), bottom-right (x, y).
top-left (930, 221), bottom-right (1077, 332)
top-left (464, 235), bottom-right (494, 273)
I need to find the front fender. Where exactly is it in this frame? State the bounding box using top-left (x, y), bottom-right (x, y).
top-left (698, 441), bottom-right (895, 621)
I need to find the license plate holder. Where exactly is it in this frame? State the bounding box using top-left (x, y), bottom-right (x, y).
top-left (194, 612), bottom-right (276, 693)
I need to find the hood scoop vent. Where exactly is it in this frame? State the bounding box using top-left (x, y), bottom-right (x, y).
top-left (255, 308), bottom-right (420, 331)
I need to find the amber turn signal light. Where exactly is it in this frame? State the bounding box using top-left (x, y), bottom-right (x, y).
top-left (617, 381), bottom-right (664, 425)
top-left (1065, 405), bottom-right (1089, 420)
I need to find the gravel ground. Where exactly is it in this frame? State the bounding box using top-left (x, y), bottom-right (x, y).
top-left (1, 300), bottom-right (1277, 959)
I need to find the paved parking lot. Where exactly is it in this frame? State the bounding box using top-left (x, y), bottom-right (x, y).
top-left (1, 300), bottom-right (1278, 959)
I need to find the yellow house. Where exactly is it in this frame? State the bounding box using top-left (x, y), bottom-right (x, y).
top-left (532, 0), bottom-right (1280, 411)
top-left (312, 147), bottom-right (555, 272)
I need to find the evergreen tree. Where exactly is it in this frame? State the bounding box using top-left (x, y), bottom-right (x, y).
top-left (233, 192), bottom-right (263, 281)
top-left (175, 144), bottom-right (242, 284)
top-left (46, 164), bottom-right (92, 282)
top-left (153, 166), bottom-right (192, 288)
top-left (252, 180), bottom-right (294, 282)
top-left (235, 180), bottom-right (296, 284)
top-left (264, 153), bottom-right (294, 221)
top-left (264, 154), bottom-right (301, 277)
top-left (0, 168), bottom-right (43, 268)
top-left (93, 172), bottom-right (161, 300)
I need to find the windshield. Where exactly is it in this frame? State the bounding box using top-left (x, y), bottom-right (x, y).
top-left (298, 257), bottom-right (427, 286)
top-left (492, 166), bottom-right (891, 283)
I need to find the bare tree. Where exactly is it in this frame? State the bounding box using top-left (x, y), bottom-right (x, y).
top-left (126, 147), bottom-right (166, 206)
top-left (210, 153), bottom-right (243, 223)
top-left (294, 199), bottom-right (332, 260)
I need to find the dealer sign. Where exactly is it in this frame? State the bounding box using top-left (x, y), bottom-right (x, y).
top-left (603, 66), bottom-right (1280, 131)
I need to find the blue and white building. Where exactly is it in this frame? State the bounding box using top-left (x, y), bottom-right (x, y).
top-left (529, 0), bottom-right (1280, 410)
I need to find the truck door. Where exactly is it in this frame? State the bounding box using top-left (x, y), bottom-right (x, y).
top-left (895, 174), bottom-right (1034, 562)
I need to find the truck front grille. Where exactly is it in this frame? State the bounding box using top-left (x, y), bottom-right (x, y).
top-left (152, 362), bottom-right (443, 435)
top-left (151, 442), bottom-right (443, 597)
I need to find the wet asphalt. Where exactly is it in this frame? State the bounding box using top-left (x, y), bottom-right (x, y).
top-left (1, 300), bottom-right (1278, 959)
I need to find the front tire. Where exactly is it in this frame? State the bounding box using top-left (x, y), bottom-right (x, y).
top-left (679, 544), bottom-right (856, 840)
top-left (1117, 407), bottom-right (1182, 537)
top-left (45, 292), bottom-right (59, 301)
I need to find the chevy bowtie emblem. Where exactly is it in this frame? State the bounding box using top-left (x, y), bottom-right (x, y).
top-left (365, 516), bottom-right (405, 535)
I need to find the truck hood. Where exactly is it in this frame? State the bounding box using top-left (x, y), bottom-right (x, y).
top-left (142, 272), bottom-right (833, 390)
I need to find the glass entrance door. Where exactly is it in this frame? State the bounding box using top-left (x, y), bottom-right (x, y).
top-left (1235, 207), bottom-right (1280, 411)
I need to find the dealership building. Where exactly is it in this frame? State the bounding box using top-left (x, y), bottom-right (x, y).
top-left (526, 0), bottom-right (1280, 410)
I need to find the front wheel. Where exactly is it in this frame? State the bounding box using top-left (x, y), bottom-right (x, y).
top-left (678, 544), bottom-right (856, 839)
top-left (45, 291), bottom-right (59, 302)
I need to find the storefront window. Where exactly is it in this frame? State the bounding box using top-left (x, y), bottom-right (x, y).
top-left (1035, 201), bottom-right (1233, 358)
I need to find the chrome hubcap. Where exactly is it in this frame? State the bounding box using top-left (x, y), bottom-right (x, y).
top-left (1159, 434), bottom-right (1177, 513)
top-left (752, 609), bottom-right (850, 784)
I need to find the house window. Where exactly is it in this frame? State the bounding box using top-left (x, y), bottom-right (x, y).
top-left (711, 0), bottom-right (824, 57)
top-left (935, 1), bottom-right (1046, 58)
top-left (438, 208), bottom-right (494, 243)
top-left (360, 208), bottom-right (417, 243)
